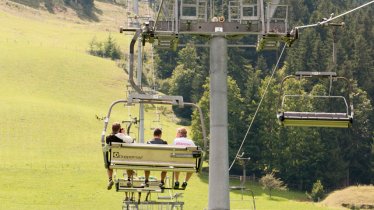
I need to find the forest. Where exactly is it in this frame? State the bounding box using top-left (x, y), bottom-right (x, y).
top-left (152, 0), bottom-right (374, 191)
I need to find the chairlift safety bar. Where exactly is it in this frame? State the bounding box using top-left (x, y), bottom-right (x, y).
top-left (128, 93), bottom-right (184, 107)
top-left (295, 71), bottom-right (337, 77)
top-left (281, 95), bottom-right (350, 115)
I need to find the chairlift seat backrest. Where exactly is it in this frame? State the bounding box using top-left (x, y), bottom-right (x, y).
top-left (283, 111), bottom-right (349, 119)
top-left (278, 111), bottom-right (353, 128)
top-left (105, 143), bottom-right (203, 173)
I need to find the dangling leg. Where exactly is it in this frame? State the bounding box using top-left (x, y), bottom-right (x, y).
top-left (139, 192), bottom-right (143, 203)
top-left (182, 172), bottom-right (193, 189)
top-left (143, 170), bottom-right (150, 187)
top-left (126, 170), bottom-right (133, 187)
top-left (159, 171), bottom-right (167, 188)
top-left (174, 172), bottom-right (180, 189)
top-left (145, 191), bottom-right (151, 202)
top-left (107, 169), bottom-right (114, 190)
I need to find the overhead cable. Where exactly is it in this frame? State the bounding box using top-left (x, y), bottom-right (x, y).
top-left (296, 0), bottom-right (374, 30)
top-left (228, 44), bottom-right (287, 171)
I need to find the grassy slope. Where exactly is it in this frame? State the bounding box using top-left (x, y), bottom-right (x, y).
top-left (0, 1), bottom-right (342, 210)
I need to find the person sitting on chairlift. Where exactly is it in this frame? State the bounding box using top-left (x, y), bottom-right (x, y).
top-left (143, 128), bottom-right (168, 188)
top-left (173, 127), bottom-right (195, 190)
top-left (106, 122), bottom-right (134, 190)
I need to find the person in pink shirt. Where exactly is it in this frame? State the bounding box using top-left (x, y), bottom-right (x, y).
top-left (172, 127), bottom-right (195, 189)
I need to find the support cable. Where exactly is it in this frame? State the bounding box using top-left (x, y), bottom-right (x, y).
top-left (295, 1), bottom-right (374, 30)
top-left (153, 0), bottom-right (165, 31)
top-left (228, 44), bottom-right (287, 171)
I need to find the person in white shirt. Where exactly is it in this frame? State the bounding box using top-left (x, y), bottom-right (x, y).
top-left (115, 131), bottom-right (133, 143)
top-left (172, 127), bottom-right (195, 189)
top-left (106, 123), bottom-right (134, 191)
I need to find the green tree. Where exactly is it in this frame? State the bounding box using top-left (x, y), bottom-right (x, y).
top-left (153, 49), bottom-right (178, 79)
top-left (307, 180), bottom-right (325, 202)
top-left (88, 35), bottom-right (122, 60)
top-left (104, 35), bottom-right (122, 60)
top-left (260, 173), bottom-right (287, 198)
top-left (191, 76), bottom-right (246, 160)
top-left (168, 44), bottom-right (204, 121)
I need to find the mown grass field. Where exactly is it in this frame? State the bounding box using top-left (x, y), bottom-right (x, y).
top-left (0, 1), bottom-right (343, 210)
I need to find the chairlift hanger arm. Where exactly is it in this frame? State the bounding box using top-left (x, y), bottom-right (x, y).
top-left (128, 30), bottom-right (145, 94)
top-left (276, 75), bottom-right (297, 114)
top-left (336, 76), bottom-right (354, 118)
top-left (121, 24), bottom-right (157, 94)
top-left (184, 102), bottom-right (208, 152)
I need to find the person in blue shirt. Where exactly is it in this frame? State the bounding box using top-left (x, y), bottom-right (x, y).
top-left (143, 128), bottom-right (167, 188)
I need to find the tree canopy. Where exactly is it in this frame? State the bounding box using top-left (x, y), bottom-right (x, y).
top-left (152, 0), bottom-right (374, 191)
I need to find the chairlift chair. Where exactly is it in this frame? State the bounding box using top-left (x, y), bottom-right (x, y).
top-left (276, 71), bottom-right (354, 128)
top-left (101, 93), bottom-right (207, 187)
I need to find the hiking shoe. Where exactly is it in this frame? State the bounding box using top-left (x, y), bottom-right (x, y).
top-left (107, 180), bottom-right (114, 190)
top-left (141, 181), bottom-right (149, 187)
top-left (159, 182), bottom-right (165, 189)
top-left (181, 182), bottom-right (187, 189)
top-left (174, 181), bottom-right (180, 189)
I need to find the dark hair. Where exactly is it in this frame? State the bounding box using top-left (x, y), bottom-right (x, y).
top-left (153, 128), bottom-right (162, 136)
top-left (112, 122), bottom-right (121, 134)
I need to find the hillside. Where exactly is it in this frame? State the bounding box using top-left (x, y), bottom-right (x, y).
top-left (0, 1), bottom-right (177, 209)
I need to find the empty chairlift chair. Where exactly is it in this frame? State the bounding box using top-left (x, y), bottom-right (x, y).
top-left (277, 71), bottom-right (354, 128)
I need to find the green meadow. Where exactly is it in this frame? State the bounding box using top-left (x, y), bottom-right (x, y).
top-left (0, 2), bottom-right (342, 210)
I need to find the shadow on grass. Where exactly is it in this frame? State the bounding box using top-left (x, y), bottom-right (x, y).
top-left (9, 0), bottom-right (40, 9)
top-left (8, 0), bottom-right (103, 22)
top-left (263, 196), bottom-right (284, 202)
top-left (64, 3), bottom-right (103, 22)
